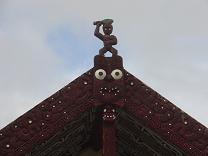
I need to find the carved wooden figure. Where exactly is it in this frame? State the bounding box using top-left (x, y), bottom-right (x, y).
top-left (94, 19), bottom-right (118, 56)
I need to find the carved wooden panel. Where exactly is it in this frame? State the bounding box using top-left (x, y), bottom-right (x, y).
top-left (26, 109), bottom-right (96, 156)
top-left (0, 70), bottom-right (94, 156)
top-left (117, 109), bottom-right (185, 156)
top-left (0, 57), bottom-right (207, 156)
top-left (123, 70), bottom-right (208, 156)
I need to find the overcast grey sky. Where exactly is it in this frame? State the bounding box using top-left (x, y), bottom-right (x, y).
top-left (0, 0), bottom-right (208, 129)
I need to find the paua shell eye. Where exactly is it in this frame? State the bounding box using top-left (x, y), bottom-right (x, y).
top-left (95, 69), bottom-right (106, 80)
top-left (111, 69), bottom-right (123, 80)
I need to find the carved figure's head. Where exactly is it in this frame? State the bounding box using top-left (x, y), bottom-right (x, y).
top-left (93, 55), bottom-right (124, 106)
top-left (102, 19), bottom-right (113, 35)
top-left (102, 105), bottom-right (116, 122)
top-left (103, 24), bottom-right (113, 35)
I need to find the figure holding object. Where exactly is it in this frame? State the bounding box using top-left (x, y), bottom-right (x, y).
top-left (94, 19), bottom-right (118, 56)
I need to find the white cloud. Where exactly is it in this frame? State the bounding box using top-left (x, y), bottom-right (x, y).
top-left (0, 0), bottom-right (208, 128)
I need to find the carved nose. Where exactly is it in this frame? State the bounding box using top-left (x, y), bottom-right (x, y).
top-left (105, 75), bottom-right (113, 81)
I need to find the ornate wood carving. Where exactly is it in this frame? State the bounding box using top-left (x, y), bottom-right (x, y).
top-left (117, 109), bottom-right (185, 156)
top-left (0, 70), bottom-right (94, 156)
top-left (0, 56), bottom-right (207, 156)
top-left (26, 109), bottom-right (96, 156)
top-left (93, 19), bottom-right (118, 56)
top-left (102, 105), bottom-right (116, 156)
top-left (123, 70), bottom-right (208, 156)
top-left (93, 55), bottom-right (125, 156)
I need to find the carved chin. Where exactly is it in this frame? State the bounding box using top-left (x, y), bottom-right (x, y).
top-left (98, 86), bottom-right (121, 102)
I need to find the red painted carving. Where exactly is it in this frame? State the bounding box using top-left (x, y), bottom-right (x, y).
top-left (123, 71), bottom-right (208, 156)
top-left (0, 56), bottom-right (207, 156)
top-left (94, 19), bottom-right (118, 56)
top-left (102, 105), bottom-right (116, 156)
top-left (93, 55), bottom-right (125, 107)
top-left (0, 70), bottom-right (94, 156)
top-left (93, 55), bottom-right (125, 156)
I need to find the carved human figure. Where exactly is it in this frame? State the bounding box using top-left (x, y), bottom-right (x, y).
top-left (94, 19), bottom-right (118, 56)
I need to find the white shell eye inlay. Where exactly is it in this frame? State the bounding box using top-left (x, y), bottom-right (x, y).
top-left (95, 69), bottom-right (106, 80)
top-left (111, 69), bottom-right (123, 80)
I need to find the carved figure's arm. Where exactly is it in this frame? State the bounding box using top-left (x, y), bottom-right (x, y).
top-left (94, 24), bottom-right (104, 41)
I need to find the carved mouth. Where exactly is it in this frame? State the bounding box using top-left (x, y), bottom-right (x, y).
top-left (99, 86), bottom-right (120, 96)
top-left (103, 114), bottom-right (116, 120)
top-left (102, 108), bottom-right (116, 121)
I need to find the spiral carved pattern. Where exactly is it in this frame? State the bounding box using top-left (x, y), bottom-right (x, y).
top-left (123, 70), bottom-right (208, 156)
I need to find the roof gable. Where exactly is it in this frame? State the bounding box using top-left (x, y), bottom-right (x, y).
top-left (0, 57), bottom-right (207, 156)
top-left (0, 69), bottom-right (94, 155)
top-left (123, 71), bottom-right (208, 156)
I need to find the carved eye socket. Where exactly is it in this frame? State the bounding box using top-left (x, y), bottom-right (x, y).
top-left (95, 69), bottom-right (106, 80)
top-left (111, 69), bottom-right (123, 80)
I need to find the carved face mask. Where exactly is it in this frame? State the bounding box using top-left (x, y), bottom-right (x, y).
top-left (93, 55), bottom-right (125, 107)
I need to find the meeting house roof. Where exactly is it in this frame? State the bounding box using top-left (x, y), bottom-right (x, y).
top-left (0, 19), bottom-right (207, 156)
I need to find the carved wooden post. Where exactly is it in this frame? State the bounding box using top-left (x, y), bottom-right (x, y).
top-left (93, 20), bottom-right (124, 156)
top-left (102, 105), bottom-right (116, 156)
